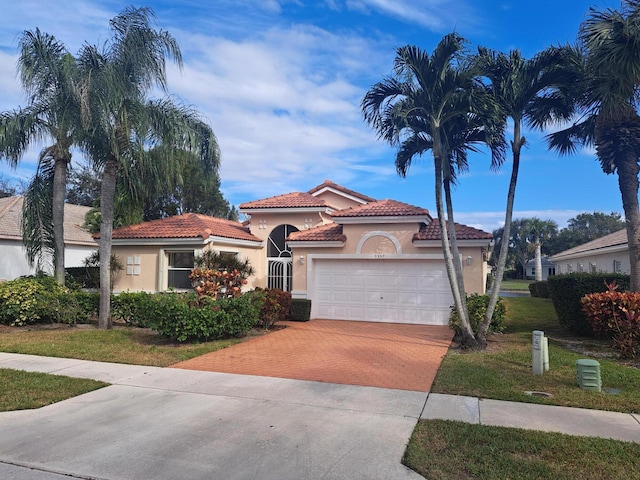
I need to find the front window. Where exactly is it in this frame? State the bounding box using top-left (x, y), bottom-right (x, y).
top-left (168, 251), bottom-right (194, 289)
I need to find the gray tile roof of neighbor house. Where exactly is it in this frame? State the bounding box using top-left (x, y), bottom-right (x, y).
top-left (0, 196), bottom-right (95, 246)
top-left (549, 229), bottom-right (628, 260)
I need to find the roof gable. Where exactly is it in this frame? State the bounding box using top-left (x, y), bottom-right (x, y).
top-left (331, 199), bottom-right (431, 223)
top-left (549, 229), bottom-right (628, 259)
top-left (413, 220), bottom-right (492, 241)
top-left (107, 213), bottom-right (260, 243)
top-left (307, 179), bottom-right (376, 205)
top-left (239, 192), bottom-right (328, 210)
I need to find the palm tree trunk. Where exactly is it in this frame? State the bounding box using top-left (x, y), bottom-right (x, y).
top-left (52, 157), bottom-right (68, 285)
top-left (435, 157), bottom-right (477, 348)
top-left (444, 177), bottom-right (469, 320)
top-left (478, 128), bottom-right (524, 345)
top-left (534, 241), bottom-right (543, 281)
top-left (617, 155), bottom-right (640, 291)
top-left (98, 156), bottom-right (118, 329)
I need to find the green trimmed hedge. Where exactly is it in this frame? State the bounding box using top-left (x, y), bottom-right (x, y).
top-left (0, 276), bottom-right (98, 326)
top-left (449, 293), bottom-right (507, 336)
top-left (290, 298), bottom-right (311, 321)
top-left (529, 281), bottom-right (549, 298)
top-left (152, 292), bottom-right (261, 342)
top-left (547, 273), bottom-right (631, 336)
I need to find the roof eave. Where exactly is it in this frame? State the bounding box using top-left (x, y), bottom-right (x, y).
top-left (334, 216), bottom-right (430, 224)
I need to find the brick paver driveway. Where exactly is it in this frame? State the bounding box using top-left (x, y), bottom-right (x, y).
top-left (172, 320), bottom-right (454, 392)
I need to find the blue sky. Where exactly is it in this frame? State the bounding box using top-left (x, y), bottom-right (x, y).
top-left (0, 0), bottom-right (623, 232)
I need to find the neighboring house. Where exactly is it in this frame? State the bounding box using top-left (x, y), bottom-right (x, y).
top-left (0, 196), bottom-right (97, 281)
top-left (109, 180), bottom-right (492, 326)
top-left (549, 229), bottom-right (629, 275)
top-left (524, 256), bottom-right (555, 280)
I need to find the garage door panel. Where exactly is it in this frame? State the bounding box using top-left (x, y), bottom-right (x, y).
top-left (312, 259), bottom-right (454, 325)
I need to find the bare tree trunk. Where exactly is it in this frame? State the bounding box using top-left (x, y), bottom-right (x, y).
top-left (478, 127), bottom-right (524, 346)
top-left (98, 156), bottom-right (118, 329)
top-left (52, 157), bottom-right (69, 285)
top-left (617, 156), bottom-right (640, 291)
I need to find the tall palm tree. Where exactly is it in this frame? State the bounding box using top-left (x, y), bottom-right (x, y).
top-left (525, 218), bottom-right (558, 281)
top-left (548, 1), bottom-right (640, 291)
top-left (0, 29), bottom-right (82, 283)
top-left (473, 46), bottom-right (579, 342)
top-left (362, 34), bottom-right (505, 349)
top-left (78, 7), bottom-right (220, 328)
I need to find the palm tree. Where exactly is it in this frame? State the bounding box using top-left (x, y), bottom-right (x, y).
top-left (548, 1), bottom-right (640, 291)
top-left (0, 29), bottom-right (82, 284)
top-left (362, 34), bottom-right (505, 349)
top-left (473, 46), bottom-right (579, 341)
top-left (78, 7), bottom-right (220, 328)
top-left (525, 218), bottom-right (558, 281)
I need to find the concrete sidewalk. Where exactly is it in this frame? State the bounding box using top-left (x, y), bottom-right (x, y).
top-left (1, 353), bottom-right (639, 480)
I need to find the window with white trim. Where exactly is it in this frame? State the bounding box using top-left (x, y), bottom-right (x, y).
top-left (577, 263), bottom-right (584, 272)
top-left (167, 251), bottom-right (194, 289)
top-left (567, 264), bottom-right (573, 273)
top-left (589, 262), bottom-right (597, 274)
top-left (613, 260), bottom-right (622, 273)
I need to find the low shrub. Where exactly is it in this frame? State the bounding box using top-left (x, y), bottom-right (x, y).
top-left (449, 294), bottom-right (507, 336)
top-left (111, 291), bottom-right (156, 327)
top-left (152, 292), bottom-right (261, 342)
top-left (253, 288), bottom-right (291, 329)
top-left (581, 283), bottom-right (640, 358)
top-left (0, 276), bottom-right (70, 326)
top-left (529, 281), bottom-right (549, 298)
top-left (290, 298), bottom-right (312, 321)
top-left (548, 273), bottom-right (631, 335)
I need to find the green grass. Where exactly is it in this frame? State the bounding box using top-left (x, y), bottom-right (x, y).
top-left (0, 326), bottom-right (244, 367)
top-left (498, 279), bottom-right (532, 291)
top-left (404, 420), bottom-right (640, 480)
top-left (431, 297), bottom-right (640, 413)
top-left (0, 368), bottom-right (107, 411)
top-left (0, 325), bottom-right (247, 412)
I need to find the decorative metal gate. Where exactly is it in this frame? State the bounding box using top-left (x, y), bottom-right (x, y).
top-left (266, 224), bottom-right (298, 292)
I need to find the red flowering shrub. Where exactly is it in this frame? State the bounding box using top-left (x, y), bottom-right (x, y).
top-left (581, 282), bottom-right (640, 358)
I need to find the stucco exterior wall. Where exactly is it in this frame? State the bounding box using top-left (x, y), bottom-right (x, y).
top-left (0, 240), bottom-right (96, 281)
top-left (246, 211), bottom-right (328, 241)
top-left (290, 226), bottom-right (488, 296)
top-left (553, 249), bottom-right (630, 275)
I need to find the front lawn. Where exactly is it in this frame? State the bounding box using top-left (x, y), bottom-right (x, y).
top-left (404, 420), bottom-right (640, 480)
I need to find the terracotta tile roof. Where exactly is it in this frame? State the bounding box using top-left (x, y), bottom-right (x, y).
top-left (107, 213), bottom-right (260, 242)
top-left (331, 199), bottom-right (430, 218)
top-left (307, 179), bottom-right (376, 202)
top-left (239, 192), bottom-right (328, 210)
top-left (0, 196), bottom-right (95, 245)
top-left (549, 229), bottom-right (627, 259)
top-left (287, 223), bottom-right (346, 242)
top-left (413, 220), bottom-right (492, 241)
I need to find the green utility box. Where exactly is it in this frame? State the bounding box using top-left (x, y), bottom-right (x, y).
top-left (576, 359), bottom-right (601, 392)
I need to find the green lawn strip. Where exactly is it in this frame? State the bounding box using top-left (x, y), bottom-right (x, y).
top-left (497, 279), bottom-right (532, 291)
top-left (431, 297), bottom-right (640, 413)
top-left (0, 327), bottom-right (244, 367)
top-left (404, 420), bottom-right (640, 480)
top-left (0, 368), bottom-right (108, 412)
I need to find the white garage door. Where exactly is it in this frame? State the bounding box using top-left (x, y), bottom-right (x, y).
top-left (312, 259), bottom-right (454, 325)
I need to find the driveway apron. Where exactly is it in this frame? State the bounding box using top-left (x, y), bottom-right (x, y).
top-left (172, 319), bottom-right (454, 392)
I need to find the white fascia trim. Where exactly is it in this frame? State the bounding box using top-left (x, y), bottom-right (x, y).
top-left (112, 238), bottom-right (206, 247)
top-left (414, 239), bottom-right (491, 248)
top-left (239, 207), bottom-right (332, 215)
top-left (307, 253), bottom-right (445, 261)
top-left (334, 216), bottom-right (429, 225)
top-left (291, 290), bottom-right (307, 299)
top-left (204, 236), bottom-right (264, 248)
top-left (310, 186), bottom-right (369, 204)
top-left (287, 241), bottom-right (344, 248)
top-left (549, 244), bottom-right (628, 262)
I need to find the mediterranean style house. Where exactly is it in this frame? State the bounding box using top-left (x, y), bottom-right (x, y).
top-left (549, 229), bottom-right (629, 275)
top-left (0, 196), bottom-right (96, 281)
top-left (109, 180), bottom-right (492, 325)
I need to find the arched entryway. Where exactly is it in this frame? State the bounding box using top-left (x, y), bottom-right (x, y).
top-left (267, 224), bottom-right (298, 291)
